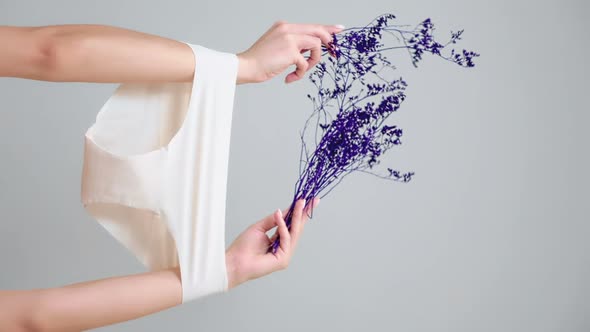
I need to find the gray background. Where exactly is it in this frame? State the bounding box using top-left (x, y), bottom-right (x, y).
top-left (1, 0), bottom-right (588, 331)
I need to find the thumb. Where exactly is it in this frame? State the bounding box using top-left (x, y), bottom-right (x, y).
top-left (328, 24), bottom-right (345, 34)
top-left (254, 214), bottom-right (277, 232)
top-left (255, 206), bottom-right (292, 232)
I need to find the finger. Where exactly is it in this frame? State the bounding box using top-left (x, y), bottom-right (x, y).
top-left (288, 24), bottom-right (345, 46)
top-left (273, 20), bottom-right (288, 27)
top-left (257, 204), bottom-right (293, 233)
top-left (285, 53), bottom-right (309, 84)
top-left (295, 35), bottom-right (322, 75)
top-left (275, 208), bottom-right (291, 253)
top-left (281, 206), bottom-right (290, 218)
top-left (287, 24), bottom-right (334, 47)
top-left (305, 43), bottom-right (322, 71)
top-left (289, 199), bottom-right (306, 247)
top-left (284, 35), bottom-right (320, 83)
top-left (324, 25), bottom-right (345, 56)
top-left (269, 230), bottom-right (279, 243)
top-left (255, 214), bottom-right (275, 232)
top-left (267, 204), bottom-right (293, 238)
top-left (292, 24), bottom-right (344, 59)
top-left (294, 34), bottom-right (322, 54)
top-left (327, 24), bottom-right (346, 34)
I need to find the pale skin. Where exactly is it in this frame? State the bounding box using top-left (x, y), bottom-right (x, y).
top-left (0, 21), bottom-right (341, 331)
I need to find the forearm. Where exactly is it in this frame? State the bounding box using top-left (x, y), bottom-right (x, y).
top-left (1, 21), bottom-right (341, 84)
top-left (1, 267), bottom-right (182, 332)
top-left (2, 24), bottom-right (196, 83)
top-left (0, 252), bottom-right (243, 331)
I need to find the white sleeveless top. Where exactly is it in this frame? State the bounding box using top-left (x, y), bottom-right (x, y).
top-left (80, 43), bottom-right (237, 303)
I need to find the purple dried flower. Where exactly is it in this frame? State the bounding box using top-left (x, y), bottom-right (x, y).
top-left (269, 13), bottom-right (479, 253)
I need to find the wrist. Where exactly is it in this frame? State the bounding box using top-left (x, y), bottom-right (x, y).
top-left (236, 53), bottom-right (255, 85)
top-left (225, 251), bottom-right (243, 289)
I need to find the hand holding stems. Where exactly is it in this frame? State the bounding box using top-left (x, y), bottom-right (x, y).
top-left (0, 198), bottom-right (320, 331)
top-left (236, 21), bottom-right (343, 84)
top-left (0, 22), bottom-right (343, 84)
top-left (226, 198), bottom-right (320, 288)
top-left (0, 20), bottom-right (328, 331)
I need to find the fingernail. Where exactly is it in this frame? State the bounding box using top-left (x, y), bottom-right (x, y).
top-left (335, 24), bottom-right (345, 29)
top-left (303, 199), bottom-right (307, 207)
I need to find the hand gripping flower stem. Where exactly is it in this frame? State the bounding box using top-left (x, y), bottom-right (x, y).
top-left (269, 13), bottom-right (479, 253)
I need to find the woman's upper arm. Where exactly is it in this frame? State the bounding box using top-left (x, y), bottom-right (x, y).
top-left (0, 26), bottom-right (53, 80)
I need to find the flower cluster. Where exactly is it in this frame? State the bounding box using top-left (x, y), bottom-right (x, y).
top-left (269, 13), bottom-right (479, 253)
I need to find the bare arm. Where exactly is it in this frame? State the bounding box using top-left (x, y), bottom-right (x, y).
top-left (0, 24), bottom-right (196, 83)
top-left (0, 267), bottom-right (183, 331)
top-left (0, 21), bottom-right (333, 331)
top-left (0, 22), bottom-right (342, 84)
top-left (0, 198), bottom-right (319, 331)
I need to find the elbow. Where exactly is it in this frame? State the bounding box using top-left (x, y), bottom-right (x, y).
top-left (14, 318), bottom-right (44, 332)
top-left (1, 291), bottom-right (51, 332)
top-left (17, 291), bottom-right (57, 332)
top-left (26, 26), bottom-right (62, 81)
top-left (30, 26), bottom-right (83, 82)
top-left (21, 312), bottom-right (49, 332)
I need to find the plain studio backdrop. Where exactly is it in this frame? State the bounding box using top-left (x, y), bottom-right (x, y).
top-left (0, 0), bottom-right (588, 331)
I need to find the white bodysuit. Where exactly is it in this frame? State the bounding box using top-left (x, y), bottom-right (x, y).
top-left (80, 43), bottom-right (238, 303)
